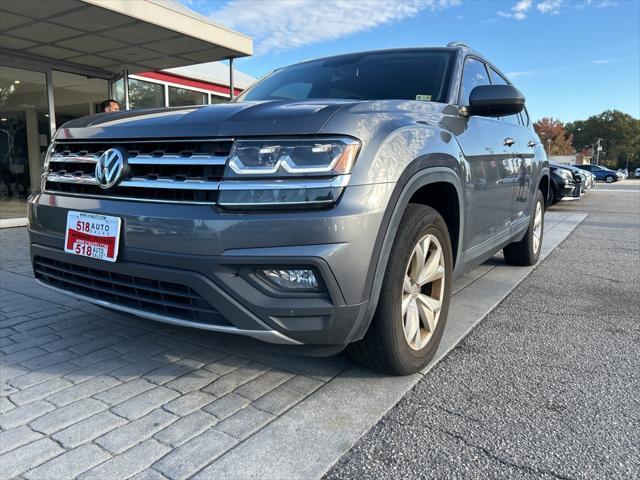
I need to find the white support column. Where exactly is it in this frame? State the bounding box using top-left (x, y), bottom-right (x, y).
top-left (123, 69), bottom-right (130, 110)
top-left (24, 106), bottom-right (42, 194)
top-left (45, 69), bottom-right (56, 136)
top-left (229, 58), bottom-right (234, 100)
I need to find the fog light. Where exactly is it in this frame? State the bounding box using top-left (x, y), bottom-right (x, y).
top-left (259, 268), bottom-right (319, 291)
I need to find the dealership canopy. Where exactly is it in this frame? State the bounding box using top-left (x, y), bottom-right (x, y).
top-left (0, 0), bottom-right (253, 78)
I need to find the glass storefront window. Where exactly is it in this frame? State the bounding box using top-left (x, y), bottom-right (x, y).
top-left (168, 86), bottom-right (206, 106)
top-left (111, 78), bottom-right (125, 108)
top-left (209, 95), bottom-right (228, 104)
top-left (0, 66), bottom-right (50, 220)
top-left (129, 78), bottom-right (164, 109)
top-left (52, 70), bottom-right (108, 125)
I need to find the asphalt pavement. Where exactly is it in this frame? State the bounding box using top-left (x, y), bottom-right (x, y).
top-left (325, 180), bottom-right (640, 480)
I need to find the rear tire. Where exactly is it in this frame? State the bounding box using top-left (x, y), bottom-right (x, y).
top-left (348, 204), bottom-right (453, 375)
top-left (504, 190), bottom-right (544, 266)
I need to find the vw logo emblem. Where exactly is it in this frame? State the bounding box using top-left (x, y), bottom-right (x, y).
top-left (95, 148), bottom-right (125, 189)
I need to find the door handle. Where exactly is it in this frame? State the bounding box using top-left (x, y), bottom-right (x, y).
top-left (504, 138), bottom-right (516, 147)
top-left (528, 140), bottom-right (537, 148)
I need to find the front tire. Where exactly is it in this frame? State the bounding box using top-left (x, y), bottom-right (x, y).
top-left (605, 175), bottom-right (615, 183)
top-left (504, 190), bottom-right (544, 266)
top-left (348, 204), bottom-right (453, 375)
top-left (548, 184), bottom-right (557, 205)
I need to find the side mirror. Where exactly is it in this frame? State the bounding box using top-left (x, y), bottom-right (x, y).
top-left (461, 84), bottom-right (525, 117)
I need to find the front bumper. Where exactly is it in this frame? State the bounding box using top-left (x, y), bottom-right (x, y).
top-left (28, 184), bottom-right (393, 347)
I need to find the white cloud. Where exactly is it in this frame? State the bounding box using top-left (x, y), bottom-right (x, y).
top-left (507, 71), bottom-right (536, 79)
top-left (207, 0), bottom-right (461, 55)
top-left (575, 0), bottom-right (617, 9)
top-left (537, 0), bottom-right (563, 14)
top-left (593, 58), bottom-right (619, 64)
top-left (497, 0), bottom-right (532, 20)
top-left (513, 0), bottom-right (533, 13)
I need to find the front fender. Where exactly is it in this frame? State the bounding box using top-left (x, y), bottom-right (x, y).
top-left (346, 164), bottom-right (464, 344)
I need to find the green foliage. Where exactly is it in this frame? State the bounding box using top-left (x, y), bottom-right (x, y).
top-left (566, 110), bottom-right (640, 170)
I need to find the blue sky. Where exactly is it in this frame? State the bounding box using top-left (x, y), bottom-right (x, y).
top-left (180, 0), bottom-right (639, 122)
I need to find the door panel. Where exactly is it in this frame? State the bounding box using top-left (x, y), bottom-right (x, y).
top-left (456, 116), bottom-right (516, 251)
top-left (510, 124), bottom-right (537, 232)
top-left (455, 57), bottom-right (516, 254)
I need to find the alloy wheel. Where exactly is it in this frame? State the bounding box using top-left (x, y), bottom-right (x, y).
top-left (402, 234), bottom-right (446, 350)
top-left (533, 200), bottom-right (542, 254)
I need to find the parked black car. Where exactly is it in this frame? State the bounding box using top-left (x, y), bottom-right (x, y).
top-left (549, 164), bottom-right (579, 204)
top-left (555, 163), bottom-right (586, 195)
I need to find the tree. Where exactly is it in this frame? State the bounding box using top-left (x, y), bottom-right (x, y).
top-left (566, 110), bottom-right (640, 170)
top-left (533, 118), bottom-right (575, 156)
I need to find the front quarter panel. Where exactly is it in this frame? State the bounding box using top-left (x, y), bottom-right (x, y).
top-left (321, 100), bottom-right (464, 186)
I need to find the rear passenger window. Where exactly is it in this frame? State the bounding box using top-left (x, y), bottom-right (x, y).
top-left (460, 58), bottom-right (490, 106)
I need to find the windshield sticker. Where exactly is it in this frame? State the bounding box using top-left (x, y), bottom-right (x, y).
top-left (415, 94), bottom-right (432, 101)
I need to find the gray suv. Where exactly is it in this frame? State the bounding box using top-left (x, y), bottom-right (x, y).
top-left (29, 44), bottom-right (549, 375)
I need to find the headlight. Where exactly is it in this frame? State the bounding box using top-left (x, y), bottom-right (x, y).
top-left (219, 137), bottom-right (360, 210)
top-left (225, 138), bottom-right (360, 178)
top-left (557, 169), bottom-right (572, 181)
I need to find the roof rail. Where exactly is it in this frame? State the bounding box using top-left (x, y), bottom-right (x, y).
top-left (447, 41), bottom-right (471, 49)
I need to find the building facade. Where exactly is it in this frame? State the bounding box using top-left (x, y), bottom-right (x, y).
top-left (0, 0), bottom-right (253, 226)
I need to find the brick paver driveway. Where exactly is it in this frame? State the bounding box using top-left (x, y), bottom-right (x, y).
top-left (1, 228), bottom-right (348, 480)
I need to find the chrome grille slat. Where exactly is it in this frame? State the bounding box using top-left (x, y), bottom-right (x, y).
top-left (44, 139), bottom-right (231, 204)
top-left (46, 174), bottom-right (221, 190)
top-left (50, 154), bottom-right (99, 163)
top-left (124, 179), bottom-right (221, 190)
top-left (46, 174), bottom-right (96, 185)
top-left (128, 154), bottom-right (227, 166)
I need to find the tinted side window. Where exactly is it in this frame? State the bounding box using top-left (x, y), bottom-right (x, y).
top-left (460, 58), bottom-right (490, 106)
top-left (488, 67), bottom-right (520, 125)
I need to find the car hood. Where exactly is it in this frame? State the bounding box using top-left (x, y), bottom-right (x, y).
top-left (54, 100), bottom-right (357, 141)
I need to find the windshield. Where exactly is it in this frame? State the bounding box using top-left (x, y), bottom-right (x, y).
top-left (237, 50), bottom-right (455, 103)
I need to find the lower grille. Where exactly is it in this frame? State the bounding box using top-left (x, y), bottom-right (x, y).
top-left (34, 256), bottom-right (230, 327)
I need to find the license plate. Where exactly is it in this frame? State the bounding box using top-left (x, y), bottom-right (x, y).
top-left (64, 211), bottom-right (121, 262)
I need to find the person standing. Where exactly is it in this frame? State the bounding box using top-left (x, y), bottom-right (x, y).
top-left (100, 99), bottom-right (120, 113)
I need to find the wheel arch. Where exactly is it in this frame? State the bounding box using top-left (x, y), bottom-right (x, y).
top-left (349, 162), bottom-right (464, 343)
top-left (538, 172), bottom-right (550, 206)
